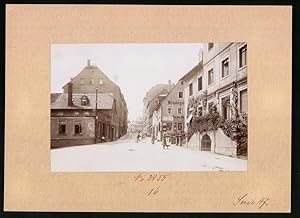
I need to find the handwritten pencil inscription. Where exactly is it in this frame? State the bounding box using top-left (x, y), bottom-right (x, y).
top-left (233, 193), bottom-right (270, 209)
top-left (132, 173), bottom-right (173, 197)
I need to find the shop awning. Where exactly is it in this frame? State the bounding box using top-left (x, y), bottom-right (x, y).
top-left (186, 113), bottom-right (193, 124)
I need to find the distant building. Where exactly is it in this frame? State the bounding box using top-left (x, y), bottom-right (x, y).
top-left (152, 81), bottom-right (185, 144)
top-left (51, 60), bottom-right (128, 148)
top-left (128, 119), bottom-right (144, 133)
top-left (180, 43), bottom-right (247, 156)
top-left (142, 81), bottom-right (174, 135)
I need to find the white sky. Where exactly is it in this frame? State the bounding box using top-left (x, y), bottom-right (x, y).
top-left (51, 43), bottom-right (203, 121)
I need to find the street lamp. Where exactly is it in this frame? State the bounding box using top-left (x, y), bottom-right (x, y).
top-left (95, 88), bottom-right (98, 144)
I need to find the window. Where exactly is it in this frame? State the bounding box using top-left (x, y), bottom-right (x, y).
top-left (173, 123), bottom-right (177, 130)
top-left (239, 45), bottom-right (247, 68)
top-left (81, 96), bottom-right (89, 106)
top-left (189, 83), bottom-right (193, 96)
top-left (167, 106), bottom-right (172, 114)
top-left (240, 89), bottom-right (248, 113)
top-left (179, 92), bottom-right (183, 98)
top-left (198, 76), bottom-right (202, 91)
top-left (221, 57), bottom-right (229, 78)
top-left (208, 69), bottom-right (214, 85)
top-left (208, 102), bottom-right (214, 111)
top-left (80, 78), bottom-right (85, 85)
top-left (167, 123), bottom-right (172, 131)
top-left (181, 81), bottom-right (184, 85)
top-left (208, 43), bottom-right (214, 50)
top-left (178, 123), bottom-right (183, 131)
top-left (58, 121), bottom-right (66, 134)
top-left (89, 78), bottom-right (94, 85)
top-left (178, 107), bottom-right (183, 114)
top-left (74, 121), bottom-right (82, 134)
top-left (221, 96), bottom-right (230, 120)
top-left (99, 78), bottom-right (103, 85)
top-left (198, 106), bottom-right (203, 116)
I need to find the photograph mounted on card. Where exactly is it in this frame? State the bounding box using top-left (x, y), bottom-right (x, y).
top-left (50, 42), bottom-right (248, 172)
top-left (5, 5), bottom-right (291, 212)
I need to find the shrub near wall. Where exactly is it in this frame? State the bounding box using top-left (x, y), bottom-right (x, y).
top-left (186, 87), bottom-right (248, 156)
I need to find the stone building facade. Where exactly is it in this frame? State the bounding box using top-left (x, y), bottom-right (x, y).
top-left (180, 42), bottom-right (248, 157)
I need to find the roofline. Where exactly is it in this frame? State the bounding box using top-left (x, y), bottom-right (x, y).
top-left (179, 61), bottom-right (203, 82)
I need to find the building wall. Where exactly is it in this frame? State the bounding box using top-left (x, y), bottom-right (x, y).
top-left (182, 42), bottom-right (247, 156)
top-left (51, 116), bottom-right (95, 148)
top-left (160, 82), bottom-right (185, 140)
top-left (51, 109), bottom-right (119, 148)
top-left (61, 61), bottom-right (128, 138)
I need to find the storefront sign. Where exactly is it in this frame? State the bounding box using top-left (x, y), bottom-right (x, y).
top-left (162, 116), bottom-right (173, 122)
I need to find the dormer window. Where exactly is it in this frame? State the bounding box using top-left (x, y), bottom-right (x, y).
top-left (81, 95), bottom-right (89, 106)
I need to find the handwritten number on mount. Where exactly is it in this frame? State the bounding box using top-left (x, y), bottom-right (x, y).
top-left (145, 186), bottom-right (160, 196)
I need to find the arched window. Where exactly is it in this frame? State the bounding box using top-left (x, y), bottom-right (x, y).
top-left (201, 134), bottom-right (211, 151)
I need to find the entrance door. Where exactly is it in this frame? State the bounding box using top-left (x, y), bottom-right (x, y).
top-left (201, 134), bottom-right (211, 151)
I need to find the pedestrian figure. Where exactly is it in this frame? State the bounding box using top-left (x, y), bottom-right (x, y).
top-left (151, 135), bottom-right (155, 144)
top-left (101, 135), bottom-right (106, 143)
top-left (162, 134), bottom-right (167, 149)
top-left (166, 136), bottom-right (170, 149)
top-left (136, 131), bottom-right (141, 143)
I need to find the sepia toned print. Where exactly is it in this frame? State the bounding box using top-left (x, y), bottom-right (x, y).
top-left (5, 5), bottom-right (291, 212)
top-left (51, 43), bottom-right (248, 172)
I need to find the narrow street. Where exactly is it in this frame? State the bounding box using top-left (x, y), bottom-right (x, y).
top-left (51, 133), bottom-right (247, 172)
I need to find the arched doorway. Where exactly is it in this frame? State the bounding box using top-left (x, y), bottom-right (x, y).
top-left (201, 134), bottom-right (211, 151)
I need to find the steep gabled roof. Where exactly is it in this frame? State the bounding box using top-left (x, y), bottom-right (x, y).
top-left (144, 84), bottom-right (173, 102)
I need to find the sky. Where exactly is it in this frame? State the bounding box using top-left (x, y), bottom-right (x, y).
top-left (51, 43), bottom-right (203, 121)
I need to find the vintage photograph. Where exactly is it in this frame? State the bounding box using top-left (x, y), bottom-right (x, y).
top-left (50, 43), bottom-right (248, 172)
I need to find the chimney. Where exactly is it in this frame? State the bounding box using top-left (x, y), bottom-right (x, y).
top-left (168, 80), bottom-right (171, 91)
top-left (68, 82), bottom-right (73, 106)
top-left (87, 59), bottom-right (91, 67)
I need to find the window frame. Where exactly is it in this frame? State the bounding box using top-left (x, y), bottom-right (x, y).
top-left (74, 120), bottom-right (83, 135)
top-left (207, 68), bottom-right (215, 87)
top-left (167, 106), bottom-right (173, 114)
top-left (89, 78), bottom-right (95, 85)
top-left (99, 78), bottom-right (103, 85)
top-left (178, 107), bottom-right (183, 114)
top-left (80, 78), bottom-right (85, 85)
top-left (178, 91), bottom-right (183, 99)
top-left (239, 87), bottom-right (248, 113)
top-left (220, 95), bottom-right (231, 120)
top-left (189, 83), bottom-right (193, 96)
top-left (167, 123), bottom-right (172, 131)
top-left (220, 56), bottom-right (230, 79)
top-left (198, 76), bottom-right (203, 91)
top-left (208, 43), bottom-right (214, 51)
top-left (58, 120), bottom-right (67, 135)
top-left (238, 43), bottom-right (247, 70)
top-left (178, 123), bottom-right (183, 131)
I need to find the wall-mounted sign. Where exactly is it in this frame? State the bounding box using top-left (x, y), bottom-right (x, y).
top-left (168, 101), bottom-right (184, 105)
top-left (162, 116), bottom-right (173, 122)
